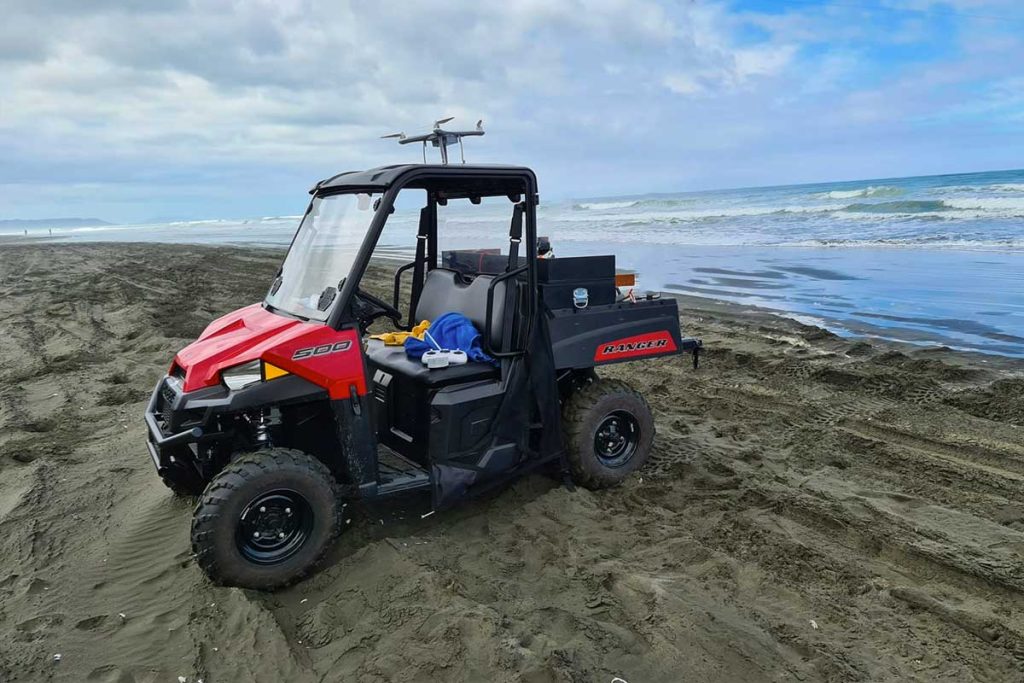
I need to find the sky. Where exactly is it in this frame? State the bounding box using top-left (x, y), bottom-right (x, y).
top-left (1, 0), bottom-right (1023, 224)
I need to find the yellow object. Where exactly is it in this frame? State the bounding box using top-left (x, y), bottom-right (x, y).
top-left (370, 320), bottom-right (431, 346)
top-left (262, 362), bottom-right (290, 381)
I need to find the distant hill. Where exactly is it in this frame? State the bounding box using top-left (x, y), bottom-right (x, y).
top-left (0, 218), bottom-right (113, 230)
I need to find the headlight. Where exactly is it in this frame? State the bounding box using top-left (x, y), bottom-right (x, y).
top-left (221, 360), bottom-right (262, 391)
top-left (220, 359), bottom-right (290, 391)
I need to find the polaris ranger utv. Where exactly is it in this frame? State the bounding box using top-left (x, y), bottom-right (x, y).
top-left (145, 123), bottom-right (700, 589)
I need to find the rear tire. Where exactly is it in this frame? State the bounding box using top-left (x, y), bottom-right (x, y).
top-left (191, 448), bottom-right (341, 590)
top-left (563, 378), bottom-right (654, 489)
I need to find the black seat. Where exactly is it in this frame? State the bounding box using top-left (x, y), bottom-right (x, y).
top-left (414, 268), bottom-right (506, 350)
top-left (365, 340), bottom-right (498, 388)
top-left (367, 267), bottom-right (510, 391)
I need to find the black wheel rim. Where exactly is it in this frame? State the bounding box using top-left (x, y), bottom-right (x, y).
top-left (235, 489), bottom-right (313, 566)
top-left (593, 410), bottom-right (641, 468)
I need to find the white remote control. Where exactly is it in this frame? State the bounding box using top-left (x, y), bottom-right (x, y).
top-left (421, 349), bottom-right (469, 368)
top-left (422, 350), bottom-right (449, 368)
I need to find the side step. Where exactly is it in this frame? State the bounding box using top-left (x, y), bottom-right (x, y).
top-left (377, 446), bottom-right (430, 496)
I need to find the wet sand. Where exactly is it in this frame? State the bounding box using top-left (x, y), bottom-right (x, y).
top-left (1, 243), bottom-right (1023, 682)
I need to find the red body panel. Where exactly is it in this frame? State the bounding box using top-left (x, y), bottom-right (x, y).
top-left (594, 330), bottom-right (678, 363)
top-left (175, 304), bottom-right (366, 399)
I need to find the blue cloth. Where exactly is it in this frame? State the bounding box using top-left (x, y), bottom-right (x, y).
top-left (404, 312), bottom-right (496, 365)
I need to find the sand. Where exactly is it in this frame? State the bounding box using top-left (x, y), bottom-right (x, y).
top-left (1, 243), bottom-right (1023, 682)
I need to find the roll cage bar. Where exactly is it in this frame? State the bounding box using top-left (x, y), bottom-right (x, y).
top-left (321, 165), bottom-right (540, 356)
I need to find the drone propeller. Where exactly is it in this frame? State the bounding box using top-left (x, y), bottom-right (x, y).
top-left (432, 116), bottom-right (454, 128)
top-left (380, 132), bottom-right (406, 140)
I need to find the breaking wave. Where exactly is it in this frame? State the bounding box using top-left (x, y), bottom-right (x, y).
top-left (837, 198), bottom-right (1024, 217)
top-left (573, 200), bottom-right (640, 210)
top-left (819, 185), bottom-right (903, 200)
top-left (566, 191), bottom-right (1024, 225)
top-left (931, 182), bottom-right (1024, 194)
top-left (990, 183), bottom-right (1024, 192)
top-left (944, 197), bottom-right (1024, 211)
top-left (557, 205), bottom-right (843, 224)
top-left (554, 196), bottom-right (1024, 226)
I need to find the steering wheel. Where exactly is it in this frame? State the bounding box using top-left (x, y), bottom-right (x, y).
top-left (353, 288), bottom-right (403, 329)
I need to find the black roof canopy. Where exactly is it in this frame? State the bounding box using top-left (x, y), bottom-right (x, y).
top-left (313, 164), bottom-right (536, 200)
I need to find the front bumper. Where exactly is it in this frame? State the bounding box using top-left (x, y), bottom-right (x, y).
top-left (144, 375), bottom-right (222, 481)
top-left (144, 372), bottom-right (330, 479)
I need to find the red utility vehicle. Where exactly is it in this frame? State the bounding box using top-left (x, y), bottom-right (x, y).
top-left (146, 127), bottom-right (700, 589)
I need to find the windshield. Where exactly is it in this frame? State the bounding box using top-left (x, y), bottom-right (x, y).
top-left (265, 192), bottom-right (378, 321)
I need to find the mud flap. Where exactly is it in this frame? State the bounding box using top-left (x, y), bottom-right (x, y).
top-left (432, 463), bottom-right (478, 509)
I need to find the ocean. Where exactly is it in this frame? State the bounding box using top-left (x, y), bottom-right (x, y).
top-left (10, 168), bottom-right (1024, 356)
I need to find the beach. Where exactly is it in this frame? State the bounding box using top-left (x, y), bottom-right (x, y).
top-left (1, 242), bottom-right (1024, 682)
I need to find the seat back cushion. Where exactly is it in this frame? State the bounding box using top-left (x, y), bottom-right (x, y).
top-left (414, 269), bottom-right (505, 349)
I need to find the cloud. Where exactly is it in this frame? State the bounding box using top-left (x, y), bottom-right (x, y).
top-left (1, 0), bottom-right (1023, 221)
top-left (663, 73), bottom-right (706, 96)
top-left (662, 43), bottom-right (797, 96)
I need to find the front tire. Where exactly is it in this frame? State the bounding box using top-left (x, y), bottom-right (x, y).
top-left (191, 448), bottom-right (341, 590)
top-left (563, 378), bottom-right (654, 489)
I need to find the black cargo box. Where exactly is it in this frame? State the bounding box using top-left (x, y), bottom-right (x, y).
top-left (537, 256), bottom-right (617, 310)
top-left (547, 298), bottom-right (683, 370)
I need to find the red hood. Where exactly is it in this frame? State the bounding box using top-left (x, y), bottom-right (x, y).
top-left (175, 304), bottom-right (319, 392)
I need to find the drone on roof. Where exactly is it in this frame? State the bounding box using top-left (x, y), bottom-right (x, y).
top-left (382, 117), bottom-right (485, 165)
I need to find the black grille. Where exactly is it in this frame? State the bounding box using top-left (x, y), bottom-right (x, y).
top-left (160, 380), bottom-right (180, 430)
